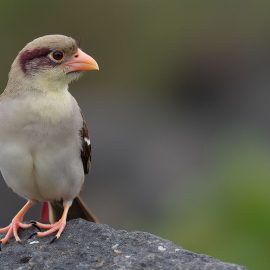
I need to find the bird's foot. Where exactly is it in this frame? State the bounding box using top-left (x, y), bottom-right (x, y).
top-left (0, 219), bottom-right (32, 245)
top-left (0, 200), bottom-right (33, 246)
top-left (29, 201), bottom-right (72, 243)
top-left (30, 219), bottom-right (67, 243)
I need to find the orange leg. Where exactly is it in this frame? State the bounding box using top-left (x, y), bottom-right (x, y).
top-left (31, 200), bottom-right (72, 243)
top-left (0, 200), bottom-right (33, 245)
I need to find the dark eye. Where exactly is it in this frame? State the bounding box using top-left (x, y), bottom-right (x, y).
top-left (51, 51), bottom-right (64, 61)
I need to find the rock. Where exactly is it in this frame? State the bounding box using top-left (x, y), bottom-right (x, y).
top-left (0, 219), bottom-right (247, 270)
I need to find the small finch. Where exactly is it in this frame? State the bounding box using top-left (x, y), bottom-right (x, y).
top-left (0, 35), bottom-right (98, 245)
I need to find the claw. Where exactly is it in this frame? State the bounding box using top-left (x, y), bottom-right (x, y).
top-left (49, 236), bottom-right (58, 244)
top-left (29, 222), bottom-right (41, 232)
top-left (33, 225), bottom-right (41, 232)
top-left (28, 232), bottom-right (37, 240)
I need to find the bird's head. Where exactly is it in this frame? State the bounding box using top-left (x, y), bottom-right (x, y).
top-left (7, 34), bottom-right (99, 92)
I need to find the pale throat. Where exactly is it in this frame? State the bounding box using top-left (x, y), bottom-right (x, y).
top-left (31, 76), bottom-right (69, 94)
top-left (20, 76), bottom-right (73, 124)
top-left (28, 88), bottom-right (74, 125)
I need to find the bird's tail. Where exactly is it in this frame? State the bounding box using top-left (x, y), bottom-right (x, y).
top-left (41, 196), bottom-right (98, 223)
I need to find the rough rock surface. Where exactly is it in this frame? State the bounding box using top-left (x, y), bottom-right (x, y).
top-left (0, 219), bottom-right (247, 270)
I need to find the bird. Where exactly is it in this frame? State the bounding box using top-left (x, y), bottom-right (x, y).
top-left (0, 34), bottom-right (99, 245)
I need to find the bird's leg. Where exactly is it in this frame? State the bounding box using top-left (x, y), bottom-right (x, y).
top-left (0, 200), bottom-right (33, 244)
top-left (32, 200), bottom-right (72, 242)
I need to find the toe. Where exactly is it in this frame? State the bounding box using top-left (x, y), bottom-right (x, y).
top-left (34, 222), bottom-right (54, 229)
top-left (13, 225), bottom-right (21, 242)
top-left (0, 226), bottom-right (10, 234)
top-left (18, 222), bottom-right (32, 229)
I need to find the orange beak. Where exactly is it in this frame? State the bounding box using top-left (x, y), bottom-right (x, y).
top-left (64, 48), bottom-right (99, 72)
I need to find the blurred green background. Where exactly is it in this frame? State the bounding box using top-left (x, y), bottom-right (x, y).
top-left (0, 1), bottom-right (270, 269)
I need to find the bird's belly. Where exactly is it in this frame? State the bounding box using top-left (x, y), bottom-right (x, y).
top-left (0, 92), bottom-right (84, 202)
top-left (0, 143), bottom-right (38, 200)
top-left (33, 139), bottom-right (85, 202)
top-left (0, 134), bottom-right (84, 202)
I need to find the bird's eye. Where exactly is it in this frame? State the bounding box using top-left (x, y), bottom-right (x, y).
top-left (51, 51), bottom-right (64, 62)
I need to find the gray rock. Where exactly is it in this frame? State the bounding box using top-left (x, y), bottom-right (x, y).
top-left (0, 219), bottom-right (247, 270)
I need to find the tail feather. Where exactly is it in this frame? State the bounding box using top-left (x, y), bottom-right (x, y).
top-left (43, 196), bottom-right (98, 223)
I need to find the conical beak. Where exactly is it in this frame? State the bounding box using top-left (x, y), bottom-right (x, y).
top-left (64, 48), bottom-right (99, 72)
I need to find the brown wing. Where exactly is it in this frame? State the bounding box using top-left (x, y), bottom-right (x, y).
top-left (80, 112), bottom-right (91, 174)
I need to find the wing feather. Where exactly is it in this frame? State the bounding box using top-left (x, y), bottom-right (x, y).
top-left (80, 112), bottom-right (91, 174)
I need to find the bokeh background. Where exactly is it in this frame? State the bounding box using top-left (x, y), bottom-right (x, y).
top-left (0, 1), bottom-right (269, 269)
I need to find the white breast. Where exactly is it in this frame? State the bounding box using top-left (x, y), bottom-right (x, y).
top-left (0, 89), bottom-right (85, 202)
